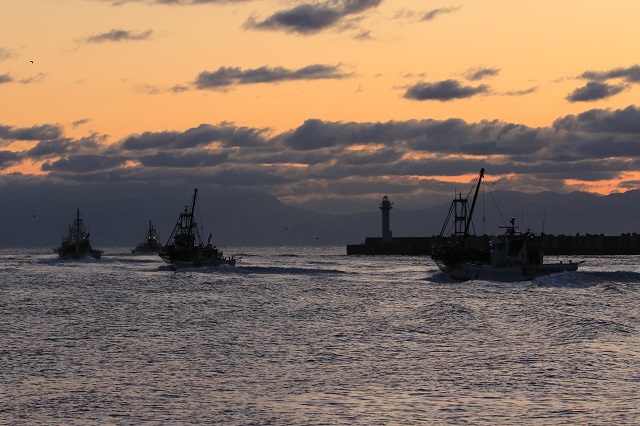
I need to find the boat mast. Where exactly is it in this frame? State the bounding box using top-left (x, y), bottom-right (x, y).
top-left (461, 168), bottom-right (484, 248)
top-left (187, 188), bottom-right (197, 245)
top-left (75, 209), bottom-right (81, 242)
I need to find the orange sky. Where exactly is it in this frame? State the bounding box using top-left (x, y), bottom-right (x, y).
top-left (2, 0), bottom-right (640, 211)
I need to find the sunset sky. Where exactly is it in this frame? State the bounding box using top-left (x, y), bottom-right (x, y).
top-left (2, 0), bottom-right (640, 214)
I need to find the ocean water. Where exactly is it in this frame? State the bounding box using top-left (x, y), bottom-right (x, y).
top-left (1, 246), bottom-right (639, 425)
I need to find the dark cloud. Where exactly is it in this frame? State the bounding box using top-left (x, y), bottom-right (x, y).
top-left (27, 139), bottom-right (79, 158)
top-left (280, 119), bottom-right (424, 151)
top-left (580, 65), bottom-right (640, 83)
top-left (245, 5), bottom-right (342, 34)
top-left (72, 118), bottom-right (91, 128)
top-left (238, 145), bottom-right (332, 166)
top-left (18, 73), bottom-right (46, 84)
top-left (339, 147), bottom-right (404, 165)
top-left (404, 79), bottom-right (489, 101)
top-left (138, 151), bottom-right (230, 168)
top-left (244, 0), bottom-right (381, 35)
top-left (7, 104), bottom-right (640, 217)
top-left (10, 113), bottom-right (640, 180)
top-left (194, 64), bottom-right (349, 89)
top-left (566, 81), bottom-right (628, 102)
top-left (567, 65), bottom-right (640, 102)
top-left (170, 84), bottom-right (190, 93)
top-left (279, 118), bottom-right (545, 158)
top-left (83, 29), bottom-right (153, 43)
top-left (28, 135), bottom-right (103, 158)
top-left (465, 67), bottom-right (500, 81)
top-left (502, 87), bottom-right (537, 96)
top-left (27, 140), bottom-right (75, 158)
top-left (207, 165), bottom-right (295, 186)
top-left (0, 124), bottom-right (63, 142)
top-left (41, 155), bottom-right (128, 174)
top-left (619, 179), bottom-right (640, 190)
top-left (0, 151), bottom-right (22, 170)
top-left (0, 73), bottom-right (45, 85)
top-left (422, 6), bottom-right (461, 21)
top-left (488, 160), bottom-right (626, 183)
top-left (553, 105), bottom-right (640, 134)
top-left (120, 123), bottom-right (269, 151)
top-left (406, 120), bottom-right (545, 157)
top-left (281, 119), bottom-right (346, 151)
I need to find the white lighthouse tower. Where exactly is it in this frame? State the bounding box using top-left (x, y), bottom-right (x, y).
top-left (380, 195), bottom-right (393, 243)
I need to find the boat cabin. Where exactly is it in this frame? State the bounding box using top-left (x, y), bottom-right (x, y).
top-left (490, 218), bottom-right (543, 267)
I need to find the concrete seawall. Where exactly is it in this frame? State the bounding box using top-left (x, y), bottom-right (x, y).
top-left (346, 233), bottom-right (640, 256)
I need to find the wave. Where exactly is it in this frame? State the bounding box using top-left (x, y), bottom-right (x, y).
top-left (581, 270), bottom-right (640, 282)
top-left (232, 265), bottom-right (346, 275)
top-left (101, 257), bottom-right (163, 265)
top-left (399, 301), bottom-right (483, 336)
top-left (417, 301), bottom-right (475, 318)
top-left (532, 270), bottom-right (640, 290)
top-left (426, 269), bottom-right (640, 288)
top-left (143, 263), bottom-right (346, 275)
top-left (546, 313), bottom-right (635, 340)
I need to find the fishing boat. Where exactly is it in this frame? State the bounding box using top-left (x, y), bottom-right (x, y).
top-left (131, 221), bottom-right (162, 254)
top-left (57, 209), bottom-right (103, 260)
top-left (431, 168), bottom-right (581, 281)
top-left (158, 188), bottom-right (236, 268)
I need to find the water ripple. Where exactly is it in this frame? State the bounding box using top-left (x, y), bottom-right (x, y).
top-left (1, 249), bottom-right (639, 424)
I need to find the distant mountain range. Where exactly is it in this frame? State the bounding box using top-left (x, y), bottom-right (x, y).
top-left (2, 183), bottom-right (639, 248)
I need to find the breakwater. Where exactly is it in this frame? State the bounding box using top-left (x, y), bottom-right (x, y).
top-left (346, 233), bottom-right (640, 256)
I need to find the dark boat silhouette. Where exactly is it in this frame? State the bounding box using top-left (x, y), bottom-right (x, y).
top-left (159, 188), bottom-right (236, 268)
top-left (57, 209), bottom-right (102, 260)
top-left (131, 221), bottom-right (162, 254)
top-left (431, 168), bottom-right (581, 281)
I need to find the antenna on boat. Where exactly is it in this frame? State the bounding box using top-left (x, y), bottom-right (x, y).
top-left (461, 168), bottom-right (484, 249)
top-left (485, 176), bottom-right (507, 227)
top-left (481, 178), bottom-right (486, 235)
top-left (541, 192), bottom-right (548, 233)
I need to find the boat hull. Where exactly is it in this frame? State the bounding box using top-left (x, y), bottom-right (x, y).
top-left (58, 248), bottom-right (102, 260)
top-left (159, 246), bottom-right (236, 268)
top-left (131, 244), bottom-right (161, 254)
top-left (131, 221), bottom-right (162, 254)
top-left (57, 209), bottom-right (101, 260)
top-left (160, 189), bottom-right (235, 269)
top-left (446, 261), bottom-right (579, 281)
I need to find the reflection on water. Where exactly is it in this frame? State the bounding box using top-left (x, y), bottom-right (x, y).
top-left (1, 248), bottom-right (639, 424)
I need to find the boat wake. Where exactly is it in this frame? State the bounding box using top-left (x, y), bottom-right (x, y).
top-left (155, 263), bottom-right (238, 272)
top-left (232, 265), bottom-right (346, 276)
top-left (425, 272), bottom-right (461, 284)
top-left (531, 270), bottom-right (640, 289)
top-left (99, 256), bottom-right (162, 265)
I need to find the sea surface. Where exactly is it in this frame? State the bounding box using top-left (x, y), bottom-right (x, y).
top-left (1, 246), bottom-right (639, 425)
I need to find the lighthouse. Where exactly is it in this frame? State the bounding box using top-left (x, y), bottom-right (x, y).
top-left (380, 195), bottom-right (393, 243)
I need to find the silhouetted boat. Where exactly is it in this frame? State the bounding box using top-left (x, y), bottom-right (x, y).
top-left (159, 188), bottom-right (236, 268)
top-left (57, 209), bottom-right (102, 260)
top-left (431, 168), bottom-right (581, 281)
top-left (131, 221), bottom-right (162, 254)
